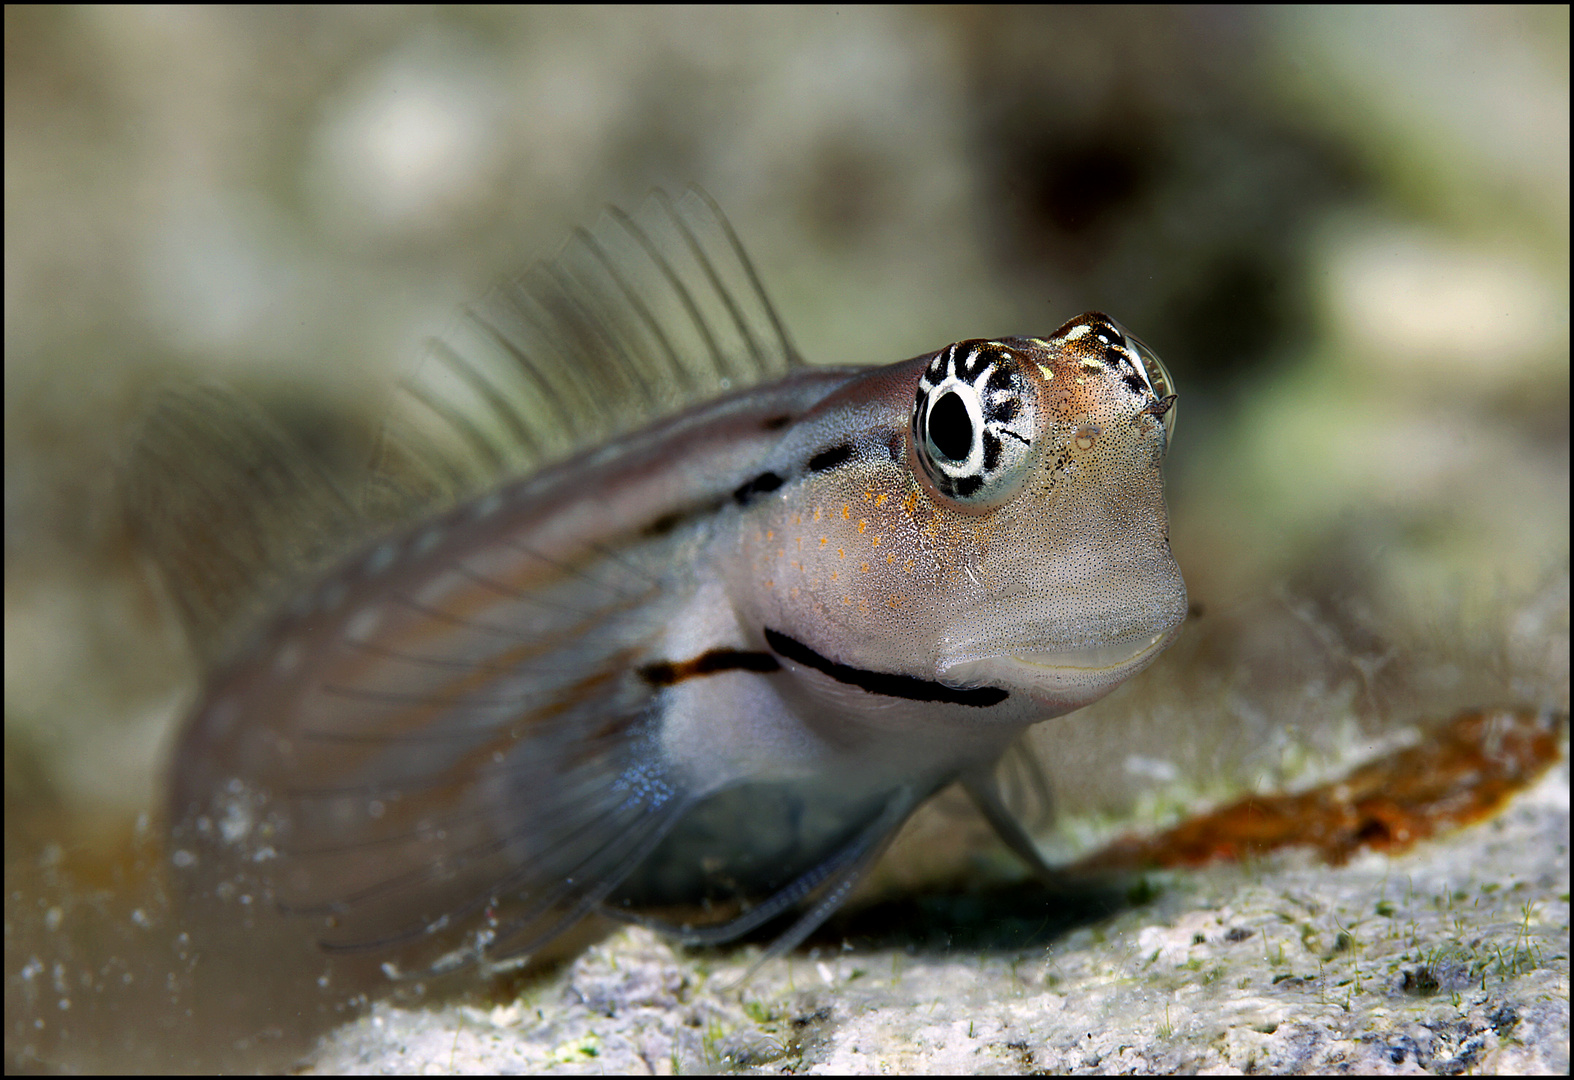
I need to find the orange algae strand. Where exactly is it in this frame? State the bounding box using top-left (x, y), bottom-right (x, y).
top-left (1077, 706), bottom-right (1565, 872)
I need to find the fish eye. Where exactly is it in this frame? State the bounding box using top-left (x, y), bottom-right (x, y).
top-left (1080, 314), bottom-right (1179, 454)
top-left (1123, 329), bottom-right (1178, 449)
top-left (911, 341), bottom-right (1039, 506)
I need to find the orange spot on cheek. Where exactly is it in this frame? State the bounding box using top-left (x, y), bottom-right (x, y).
top-left (820, 537), bottom-right (828, 546)
top-left (871, 536), bottom-right (882, 547)
top-left (838, 548), bottom-right (845, 558)
top-left (860, 562), bottom-right (869, 572)
top-left (857, 520), bottom-right (867, 534)
top-left (842, 505), bottom-right (851, 520)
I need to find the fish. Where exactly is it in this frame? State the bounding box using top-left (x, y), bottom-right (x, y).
top-left (134, 189), bottom-right (1187, 981)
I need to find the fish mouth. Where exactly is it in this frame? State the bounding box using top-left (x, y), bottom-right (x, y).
top-left (1009, 628), bottom-right (1173, 674)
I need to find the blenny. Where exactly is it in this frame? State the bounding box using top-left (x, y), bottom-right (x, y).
top-left (137, 190), bottom-right (1186, 978)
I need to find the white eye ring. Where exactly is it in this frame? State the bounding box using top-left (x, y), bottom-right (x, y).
top-left (912, 341), bottom-right (1038, 505)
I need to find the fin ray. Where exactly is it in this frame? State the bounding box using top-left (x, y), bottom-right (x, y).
top-left (381, 188), bottom-right (803, 505)
top-left (603, 786), bottom-right (920, 965)
top-left (733, 790), bottom-right (917, 983)
top-left (124, 383), bottom-right (368, 668)
top-left (268, 666), bottom-right (695, 974)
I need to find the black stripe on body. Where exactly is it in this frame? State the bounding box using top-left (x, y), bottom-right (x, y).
top-left (806, 442), bottom-right (855, 473)
top-left (763, 627), bottom-right (1008, 707)
top-left (733, 471), bottom-right (785, 505)
top-left (641, 648), bottom-right (781, 687)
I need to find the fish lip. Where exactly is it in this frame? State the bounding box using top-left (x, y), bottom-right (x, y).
top-left (1007, 628), bottom-right (1173, 674)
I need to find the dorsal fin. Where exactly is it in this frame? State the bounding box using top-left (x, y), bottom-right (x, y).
top-left (123, 383), bottom-right (370, 669)
top-left (373, 188), bottom-right (804, 511)
top-left (126, 190), bottom-right (802, 667)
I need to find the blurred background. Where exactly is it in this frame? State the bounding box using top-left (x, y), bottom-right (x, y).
top-left (6, 6), bottom-right (1567, 1070)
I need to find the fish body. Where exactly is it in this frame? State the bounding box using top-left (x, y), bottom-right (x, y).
top-left (149, 192), bottom-right (1185, 976)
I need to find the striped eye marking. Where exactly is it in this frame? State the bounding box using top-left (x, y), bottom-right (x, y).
top-left (911, 341), bottom-right (1038, 505)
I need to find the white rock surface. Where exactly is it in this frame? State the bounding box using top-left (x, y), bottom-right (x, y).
top-left (308, 754), bottom-right (1568, 1074)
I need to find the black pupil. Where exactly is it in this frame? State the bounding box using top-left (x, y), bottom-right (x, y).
top-left (928, 391), bottom-right (973, 461)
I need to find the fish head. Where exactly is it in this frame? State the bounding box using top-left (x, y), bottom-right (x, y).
top-left (917, 312), bottom-right (1187, 715)
top-left (739, 311), bottom-right (1186, 722)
